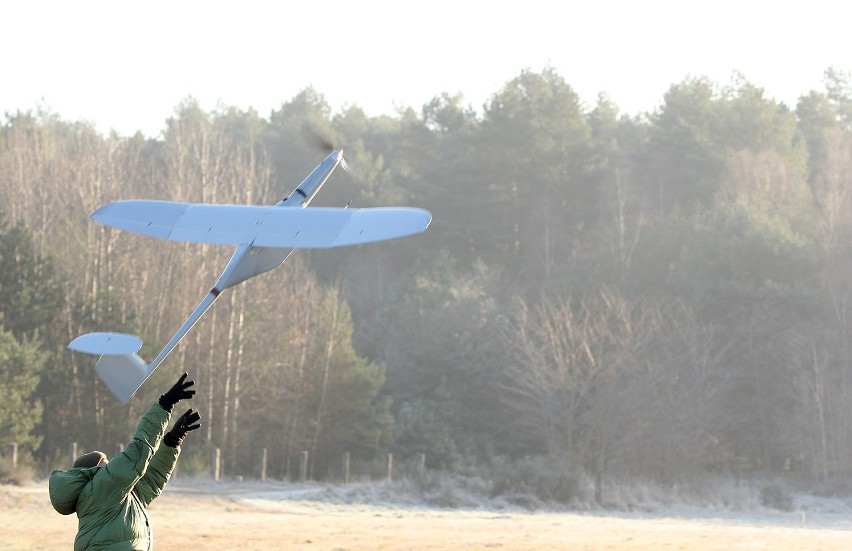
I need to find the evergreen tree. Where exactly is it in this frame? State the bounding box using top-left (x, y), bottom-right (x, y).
top-left (0, 325), bottom-right (46, 451)
top-left (0, 213), bottom-right (64, 340)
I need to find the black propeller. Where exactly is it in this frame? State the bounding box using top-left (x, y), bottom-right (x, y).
top-left (303, 127), bottom-right (354, 175)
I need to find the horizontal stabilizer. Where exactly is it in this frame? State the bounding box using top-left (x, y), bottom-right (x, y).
top-left (92, 201), bottom-right (431, 248)
top-left (68, 332), bottom-right (143, 355)
top-left (69, 332), bottom-right (151, 403)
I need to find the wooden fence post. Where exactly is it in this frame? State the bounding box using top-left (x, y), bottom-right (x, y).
top-left (261, 448), bottom-right (268, 481)
top-left (342, 452), bottom-right (350, 484)
top-left (299, 451), bottom-right (309, 482)
top-left (9, 442), bottom-right (17, 470)
top-left (417, 453), bottom-right (426, 475)
top-left (387, 453), bottom-right (393, 483)
top-left (212, 448), bottom-right (221, 481)
top-left (69, 442), bottom-right (77, 467)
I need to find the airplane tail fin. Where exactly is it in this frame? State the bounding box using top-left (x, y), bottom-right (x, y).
top-left (68, 332), bottom-right (154, 404)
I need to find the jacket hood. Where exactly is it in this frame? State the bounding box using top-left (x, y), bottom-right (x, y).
top-left (49, 467), bottom-right (98, 515)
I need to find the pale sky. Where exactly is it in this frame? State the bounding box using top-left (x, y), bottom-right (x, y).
top-left (2, 0), bottom-right (849, 137)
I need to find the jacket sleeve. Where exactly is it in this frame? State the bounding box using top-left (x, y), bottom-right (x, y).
top-left (92, 402), bottom-right (170, 502)
top-left (133, 439), bottom-right (180, 506)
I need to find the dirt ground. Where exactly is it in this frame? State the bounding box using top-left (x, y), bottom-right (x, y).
top-left (3, 479), bottom-right (852, 550)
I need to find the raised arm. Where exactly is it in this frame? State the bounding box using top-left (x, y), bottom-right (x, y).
top-left (94, 373), bottom-right (196, 500)
top-left (135, 408), bottom-right (201, 506)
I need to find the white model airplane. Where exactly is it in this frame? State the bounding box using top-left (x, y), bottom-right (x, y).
top-left (69, 150), bottom-right (431, 403)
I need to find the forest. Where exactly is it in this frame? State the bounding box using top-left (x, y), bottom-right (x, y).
top-left (1, 66), bottom-right (852, 503)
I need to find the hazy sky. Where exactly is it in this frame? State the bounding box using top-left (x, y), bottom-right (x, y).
top-left (2, 0), bottom-right (848, 137)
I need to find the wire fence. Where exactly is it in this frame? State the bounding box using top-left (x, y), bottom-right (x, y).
top-left (2, 441), bottom-right (427, 484)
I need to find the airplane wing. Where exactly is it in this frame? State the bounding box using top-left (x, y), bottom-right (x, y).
top-left (91, 200), bottom-right (432, 248)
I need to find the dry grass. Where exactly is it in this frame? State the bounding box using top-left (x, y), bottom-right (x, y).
top-left (3, 479), bottom-right (852, 550)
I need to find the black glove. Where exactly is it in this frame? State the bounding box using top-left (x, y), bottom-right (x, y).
top-left (164, 408), bottom-right (201, 448)
top-left (159, 373), bottom-right (195, 412)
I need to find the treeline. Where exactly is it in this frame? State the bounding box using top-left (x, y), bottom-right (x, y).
top-left (2, 67), bottom-right (852, 498)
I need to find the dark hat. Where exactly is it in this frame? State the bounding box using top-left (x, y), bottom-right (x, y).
top-left (72, 451), bottom-right (107, 468)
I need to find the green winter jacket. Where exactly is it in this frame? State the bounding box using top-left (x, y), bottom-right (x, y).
top-left (49, 402), bottom-right (180, 551)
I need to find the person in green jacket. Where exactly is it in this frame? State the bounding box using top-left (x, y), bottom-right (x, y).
top-left (49, 373), bottom-right (201, 551)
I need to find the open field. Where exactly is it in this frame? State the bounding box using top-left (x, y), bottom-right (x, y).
top-left (3, 479), bottom-right (852, 550)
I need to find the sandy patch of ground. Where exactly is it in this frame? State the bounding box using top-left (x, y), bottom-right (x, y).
top-left (3, 479), bottom-right (852, 550)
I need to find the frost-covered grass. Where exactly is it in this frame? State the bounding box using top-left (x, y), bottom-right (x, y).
top-left (166, 470), bottom-right (852, 530)
top-left (0, 463), bottom-right (35, 486)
